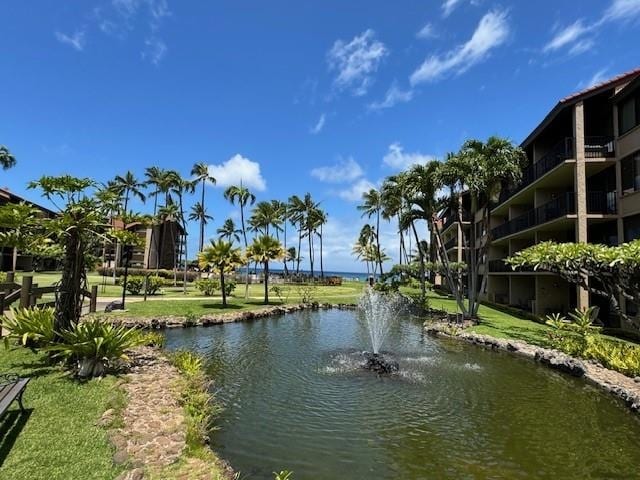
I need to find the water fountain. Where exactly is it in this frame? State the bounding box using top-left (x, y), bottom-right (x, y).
top-left (358, 288), bottom-right (402, 374)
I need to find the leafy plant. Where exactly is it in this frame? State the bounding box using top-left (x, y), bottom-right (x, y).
top-left (296, 284), bottom-right (317, 304)
top-left (195, 278), bottom-right (220, 296)
top-left (2, 307), bottom-right (56, 349)
top-left (270, 284), bottom-right (288, 303)
top-left (123, 275), bottom-right (165, 295)
top-left (172, 350), bottom-right (204, 377)
top-left (47, 319), bottom-right (143, 378)
top-left (137, 331), bottom-right (165, 348)
top-left (223, 279), bottom-right (236, 297)
top-left (273, 471), bottom-right (294, 480)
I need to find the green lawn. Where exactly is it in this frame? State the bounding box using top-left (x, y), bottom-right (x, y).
top-left (0, 347), bottom-right (122, 480)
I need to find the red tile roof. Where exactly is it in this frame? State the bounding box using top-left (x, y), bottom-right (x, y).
top-left (560, 66), bottom-right (640, 103)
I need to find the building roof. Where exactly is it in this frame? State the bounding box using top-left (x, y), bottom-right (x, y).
top-left (521, 66), bottom-right (640, 148)
top-left (0, 188), bottom-right (57, 217)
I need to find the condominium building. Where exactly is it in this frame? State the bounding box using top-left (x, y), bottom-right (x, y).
top-left (436, 67), bottom-right (640, 328)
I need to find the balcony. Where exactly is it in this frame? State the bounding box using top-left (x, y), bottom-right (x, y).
top-left (491, 192), bottom-right (575, 240)
top-left (444, 237), bottom-right (456, 250)
top-left (584, 136), bottom-right (615, 159)
top-left (442, 210), bottom-right (471, 232)
top-left (587, 191), bottom-right (617, 214)
top-left (498, 138), bottom-right (574, 205)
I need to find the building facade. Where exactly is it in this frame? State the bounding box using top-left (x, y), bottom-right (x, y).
top-left (434, 68), bottom-right (640, 327)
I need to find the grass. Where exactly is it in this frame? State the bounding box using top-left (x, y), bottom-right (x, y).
top-left (0, 347), bottom-right (122, 480)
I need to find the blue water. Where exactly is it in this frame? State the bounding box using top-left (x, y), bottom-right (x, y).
top-left (239, 267), bottom-right (371, 281)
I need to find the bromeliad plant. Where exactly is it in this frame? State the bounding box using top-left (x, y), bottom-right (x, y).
top-left (47, 319), bottom-right (143, 378)
top-left (2, 307), bottom-right (57, 349)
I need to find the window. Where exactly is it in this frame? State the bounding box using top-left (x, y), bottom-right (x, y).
top-left (623, 213), bottom-right (640, 242)
top-left (621, 151), bottom-right (640, 194)
top-left (618, 92), bottom-right (640, 135)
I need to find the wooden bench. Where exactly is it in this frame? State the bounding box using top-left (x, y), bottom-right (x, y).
top-left (0, 374), bottom-right (29, 416)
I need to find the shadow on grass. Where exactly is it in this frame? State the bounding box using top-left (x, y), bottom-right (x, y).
top-left (6, 356), bottom-right (58, 380)
top-left (0, 409), bottom-right (33, 468)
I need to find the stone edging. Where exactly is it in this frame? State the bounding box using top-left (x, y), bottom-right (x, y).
top-left (101, 346), bottom-right (234, 480)
top-left (425, 322), bottom-right (640, 415)
top-left (100, 303), bottom-right (357, 329)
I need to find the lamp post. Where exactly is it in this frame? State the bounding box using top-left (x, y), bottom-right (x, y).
top-left (121, 245), bottom-right (133, 309)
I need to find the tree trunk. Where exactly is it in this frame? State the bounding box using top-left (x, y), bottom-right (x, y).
top-left (319, 225), bottom-right (324, 280)
top-left (56, 230), bottom-right (84, 331)
top-left (296, 227), bottom-right (302, 274)
top-left (241, 204), bottom-right (250, 300)
top-left (376, 210), bottom-right (384, 275)
top-left (12, 246), bottom-right (18, 273)
top-left (199, 179), bottom-right (206, 253)
top-left (264, 261), bottom-right (269, 304)
top-left (220, 270), bottom-right (227, 307)
top-left (410, 221), bottom-right (426, 300)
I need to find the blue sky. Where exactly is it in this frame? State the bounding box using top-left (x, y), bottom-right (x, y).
top-left (2, 0), bottom-right (640, 272)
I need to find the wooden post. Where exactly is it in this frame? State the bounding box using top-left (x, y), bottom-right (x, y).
top-left (0, 293), bottom-right (5, 336)
top-left (90, 285), bottom-right (98, 313)
top-left (6, 271), bottom-right (14, 284)
top-left (29, 284), bottom-right (38, 308)
top-left (19, 276), bottom-right (33, 309)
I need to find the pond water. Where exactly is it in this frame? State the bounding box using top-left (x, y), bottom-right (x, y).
top-left (164, 309), bottom-right (640, 479)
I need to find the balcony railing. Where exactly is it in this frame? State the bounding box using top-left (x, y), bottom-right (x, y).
top-left (444, 238), bottom-right (456, 250)
top-left (491, 192), bottom-right (576, 240)
top-left (584, 136), bottom-right (615, 159)
top-left (498, 138), bottom-right (575, 205)
top-left (442, 210), bottom-right (471, 232)
top-left (587, 190), bottom-right (617, 214)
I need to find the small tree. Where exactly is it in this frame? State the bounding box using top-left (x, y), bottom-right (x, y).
top-left (507, 240), bottom-right (640, 329)
top-left (197, 239), bottom-right (243, 308)
top-left (28, 176), bottom-right (108, 331)
top-left (246, 235), bottom-right (285, 304)
top-left (0, 203), bottom-right (41, 272)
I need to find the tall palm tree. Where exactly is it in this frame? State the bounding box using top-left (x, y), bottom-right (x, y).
top-left (144, 167), bottom-right (165, 269)
top-left (246, 235), bottom-right (285, 304)
top-left (170, 173), bottom-right (196, 291)
top-left (288, 195), bottom-right (306, 275)
top-left (358, 188), bottom-right (384, 275)
top-left (381, 173), bottom-right (409, 265)
top-left (217, 218), bottom-right (242, 244)
top-left (114, 171), bottom-right (146, 214)
top-left (286, 246), bottom-right (297, 273)
top-left (0, 146), bottom-right (16, 170)
top-left (189, 202), bottom-right (213, 253)
top-left (157, 201), bottom-right (181, 276)
top-left (309, 207), bottom-right (328, 279)
top-left (198, 239), bottom-right (244, 308)
top-left (224, 183), bottom-right (256, 299)
top-left (191, 162), bottom-right (216, 254)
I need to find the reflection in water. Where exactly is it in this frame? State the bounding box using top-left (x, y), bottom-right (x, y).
top-left (164, 310), bottom-right (640, 480)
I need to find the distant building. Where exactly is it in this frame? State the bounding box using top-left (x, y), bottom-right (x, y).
top-left (0, 188), bottom-right (57, 271)
top-left (105, 218), bottom-right (185, 270)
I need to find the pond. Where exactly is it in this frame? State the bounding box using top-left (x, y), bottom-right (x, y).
top-left (164, 309), bottom-right (640, 479)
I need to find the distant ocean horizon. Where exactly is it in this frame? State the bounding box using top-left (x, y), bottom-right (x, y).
top-left (238, 267), bottom-right (372, 281)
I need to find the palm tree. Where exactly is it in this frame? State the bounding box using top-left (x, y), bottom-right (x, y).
top-left (114, 171), bottom-right (146, 214)
top-left (381, 173), bottom-right (409, 265)
top-left (288, 195), bottom-right (306, 274)
top-left (170, 173), bottom-right (196, 290)
top-left (198, 239), bottom-right (244, 308)
top-left (358, 188), bottom-right (384, 275)
top-left (0, 146), bottom-right (16, 170)
top-left (217, 218), bottom-right (242, 244)
top-left (191, 162), bottom-right (216, 253)
top-left (309, 207), bottom-right (328, 279)
top-left (286, 246), bottom-right (297, 273)
top-left (157, 201), bottom-right (180, 276)
top-left (246, 235), bottom-right (285, 304)
top-left (189, 202), bottom-right (213, 253)
top-left (439, 137), bottom-right (525, 318)
top-left (224, 183), bottom-right (256, 299)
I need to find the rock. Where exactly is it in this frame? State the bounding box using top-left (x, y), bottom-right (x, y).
top-left (105, 301), bottom-right (124, 313)
top-left (635, 377), bottom-right (640, 383)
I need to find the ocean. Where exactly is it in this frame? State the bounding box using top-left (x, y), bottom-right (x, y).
top-left (238, 267), bottom-right (371, 282)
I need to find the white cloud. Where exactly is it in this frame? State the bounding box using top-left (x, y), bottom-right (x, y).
top-left (543, 20), bottom-right (590, 52)
top-left (311, 157), bottom-right (364, 183)
top-left (442, 0), bottom-right (464, 17)
top-left (579, 68), bottom-right (609, 89)
top-left (410, 10), bottom-right (509, 85)
top-left (383, 143), bottom-right (435, 170)
top-left (338, 178), bottom-right (376, 202)
top-left (368, 83), bottom-right (414, 110)
top-left (309, 113), bottom-right (326, 134)
top-left (327, 29), bottom-right (388, 96)
top-left (416, 23), bottom-right (436, 39)
top-left (208, 154), bottom-right (267, 192)
top-left (602, 0), bottom-right (640, 22)
top-left (143, 36), bottom-right (167, 65)
top-left (55, 30), bottom-right (86, 51)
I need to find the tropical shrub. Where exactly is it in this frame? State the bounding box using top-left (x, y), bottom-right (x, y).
top-left (195, 278), bottom-right (220, 296)
top-left (137, 331), bottom-right (165, 348)
top-left (2, 307), bottom-right (56, 348)
top-left (296, 284), bottom-right (317, 304)
top-left (274, 471), bottom-right (294, 480)
top-left (98, 267), bottom-right (199, 282)
top-left (123, 275), bottom-right (165, 295)
top-left (270, 284), bottom-right (288, 303)
top-left (172, 350), bottom-right (204, 376)
top-left (223, 280), bottom-right (236, 297)
top-left (48, 319), bottom-right (143, 378)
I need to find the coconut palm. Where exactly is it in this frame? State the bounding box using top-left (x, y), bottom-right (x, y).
top-left (223, 183), bottom-right (256, 299)
top-left (0, 146), bottom-right (16, 170)
top-left (246, 235), bottom-right (285, 304)
top-left (381, 173), bottom-right (410, 265)
top-left (217, 218), bottom-right (242, 244)
top-left (286, 246), bottom-right (297, 273)
top-left (170, 173), bottom-right (196, 290)
top-left (198, 239), bottom-right (244, 308)
top-left (191, 162), bottom-right (216, 253)
top-left (287, 195), bottom-right (306, 274)
top-left (114, 171), bottom-right (146, 214)
top-left (157, 201), bottom-right (181, 275)
top-left (309, 207), bottom-right (328, 279)
top-left (189, 202), bottom-right (213, 253)
top-left (358, 188), bottom-right (384, 275)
